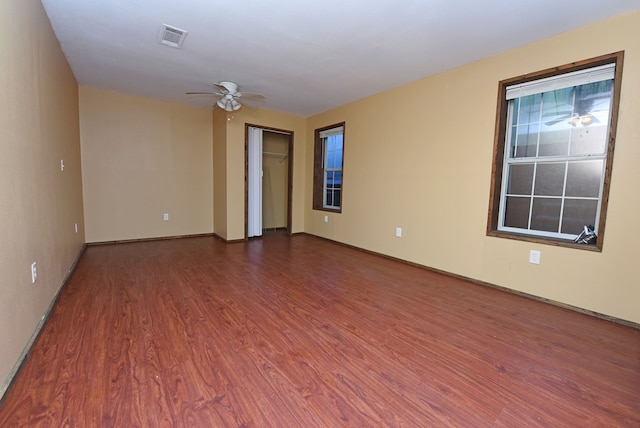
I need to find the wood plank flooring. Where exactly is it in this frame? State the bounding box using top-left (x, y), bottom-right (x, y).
top-left (1, 232), bottom-right (638, 426)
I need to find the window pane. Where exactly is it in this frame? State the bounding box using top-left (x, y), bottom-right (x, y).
top-left (331, 171), bottom-right (343, 186)
top-left (565, 160), bottom-right (603, 198)
top-left (331, 156), bottom-right (339, 170)
top-left (324, 169), bottom-right (342, 209)
top-left (333, 170), bottom-right (342, 186)
top-left (509, 125), bottom-right (518, 157)
top-left (325, 135), bottom-right (343, 169)
top-left (539, 128), bottom-right (570, 157)
top-left (542, 87), bottom-right (574, 125)
top-left (325, 192), bottom-right (333, 207)
top-left (325, 171), bottom-right (332, 186)
top-left (326, 136), bottom-right (335, 152)
top-left (514, 123), bottom-right (539, 158)
top-left (534, 163), bottom-right (565, 196)
top-left (561, 199), bottom-right (598, 235)
top-left (333, 189), bottom-right (341, 207)
top-left (540, 87), bottom-right (573, 157)
top-left (504, 196), bottom-right (530, 229)
top-left (531, 198), bottom-right (561, 232)
top-left (518, 93), bottom-right (542, 124)
top-left (569, 80), bottom-right (612, 156)
top-left (507, 164), bottom-right (534, 195)
top-left (326, 151), bottom-right (335, 169)
top-left (326, 171), bottom-right (336, 187)
top-left (575, 81), bottom-right (612, 118)
top-left (570, 124), bottom-right (608, 156)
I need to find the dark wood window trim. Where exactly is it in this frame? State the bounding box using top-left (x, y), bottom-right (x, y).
top-left (486, 52), bottom-right (624, 251)
top-left (313, 122), bottom-right (345, 213)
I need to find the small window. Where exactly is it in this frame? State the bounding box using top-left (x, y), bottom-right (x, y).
top-left (487, 52), bottom-right (623, 250)
top-left (313, 123), bottom-right (345, 212)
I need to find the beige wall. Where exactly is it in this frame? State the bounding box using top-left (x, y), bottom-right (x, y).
top-left (263, 132), bottom-right (290, 229)
top-left (306, 10), bottom-right (640, 324)
top-left (212, 108), bottom-right (228, 239)
top-left (79, 88), bottom-right (307, 244)
top-left (220, 109), bottom-right (307, 241)
top-left (0, 0), bottom-right (85, 396)
top-left (79, 87), bottom-right (213, 242)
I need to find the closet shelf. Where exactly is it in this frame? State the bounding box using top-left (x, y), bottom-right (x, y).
top-left (263, 151), bottom-right (289, 164)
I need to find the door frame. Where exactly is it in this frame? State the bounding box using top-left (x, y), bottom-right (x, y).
top-left (244, 123), bottom-right (294, 238)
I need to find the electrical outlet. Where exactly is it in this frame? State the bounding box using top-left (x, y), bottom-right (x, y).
top-left (529, 250), bottom-right (541, 265)
top-left (163, 213), bottom-right (169, 221)
top-left (31, 262), bottom-right (37, 284)
top-left (323, 215), bottom-right (328, 223)
top-left (395, 227), bottom-right (402, 237)
top-left (74, 223), bottom-right (78, 233)
top-left (60, 159), bottom-right (65, 171)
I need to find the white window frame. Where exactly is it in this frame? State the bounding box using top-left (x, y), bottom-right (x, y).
top-left (319, 126), bottom-right (344, 210)
top-left (497, 64), bottom-right (614, 240)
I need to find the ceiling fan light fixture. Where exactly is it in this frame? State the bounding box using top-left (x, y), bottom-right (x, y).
top-left (216, 98), bottom-right (228, 110)
top-left (217, 97), bottom-right (242, 112)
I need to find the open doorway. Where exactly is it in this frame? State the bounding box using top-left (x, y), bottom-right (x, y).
top-left (245, 125), bottom-right (293, 238)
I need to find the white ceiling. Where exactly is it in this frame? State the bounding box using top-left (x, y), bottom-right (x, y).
top-left (41, 0), bottom-right (639, 117)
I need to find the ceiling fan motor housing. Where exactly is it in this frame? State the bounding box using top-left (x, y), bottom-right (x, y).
top-left (218, 81), bottom-right (239, 94)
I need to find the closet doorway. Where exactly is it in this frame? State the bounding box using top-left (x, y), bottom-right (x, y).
top-left (246, 125), bottom-right (293, 238)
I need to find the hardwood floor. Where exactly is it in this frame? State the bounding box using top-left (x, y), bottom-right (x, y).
top-left (1, 232), bottom-right (638, 427)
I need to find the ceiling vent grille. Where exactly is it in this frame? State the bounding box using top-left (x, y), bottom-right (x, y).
top-left (159, 24), bottom-right (187, 48)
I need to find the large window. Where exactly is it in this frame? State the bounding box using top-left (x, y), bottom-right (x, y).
top-left (313, 123), bottom-right (345, 212)
top-left (487, 53), bottom-right (623, 250)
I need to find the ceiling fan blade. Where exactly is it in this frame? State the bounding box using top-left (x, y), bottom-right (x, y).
top-left (238, 92), bottom-right (265, 100)
top-left (186, 91), bottom-right (224, 96)
top-left (239, 101), bottom-right (258, 111)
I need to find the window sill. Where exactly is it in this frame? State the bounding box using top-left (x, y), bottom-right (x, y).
top-left (487, 230), bottom-right (602, 252)
top-left (313, 206), bottom-right (342, 214)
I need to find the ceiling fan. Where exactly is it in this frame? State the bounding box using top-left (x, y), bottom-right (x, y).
top-left (186, 81), bottom-right (265, 111)
top-left (543, 86), bottom-right (610, 128)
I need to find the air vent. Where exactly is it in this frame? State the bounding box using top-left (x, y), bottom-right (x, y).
top-left (159, 24), bottom-right (187, 48)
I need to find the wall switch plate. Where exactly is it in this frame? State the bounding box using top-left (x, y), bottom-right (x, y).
top-left (163, 213), bottom-right (169, 221)
top-left (74, 223), bottom-right (78, 233)
top-left (31, 262), bottom-right (37, 284)
top-left (395, 227), bottom-right (402, 237)
top-left (323, 215), bottom-right (328, 223)
top-left (60, 159), bottom-right (65, 171)
top-left (529, 250), bottom-right (541, 265)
